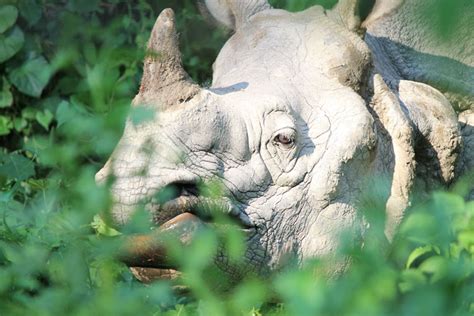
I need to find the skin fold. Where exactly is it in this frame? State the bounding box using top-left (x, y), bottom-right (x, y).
top-left (95, 0), bottom-right (474, 283)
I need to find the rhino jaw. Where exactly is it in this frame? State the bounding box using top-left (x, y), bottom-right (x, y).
top-left (116, 181), bottom-right (255, 280)
top-left (119, 212), bottom-right (204, 269)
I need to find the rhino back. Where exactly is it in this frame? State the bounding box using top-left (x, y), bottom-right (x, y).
top-left (365, 0), bottom-right (473, 111)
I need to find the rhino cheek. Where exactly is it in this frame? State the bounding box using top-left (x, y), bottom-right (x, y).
top-left (109, 203), bottom-right (137, 226)
top-left (301, 202), bottom-right (357, 254)
top-left (222, 154), bottom-right (271, 198)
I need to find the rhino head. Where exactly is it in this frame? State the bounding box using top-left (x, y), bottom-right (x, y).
top-left (95, 0), bottom-right (464, 282)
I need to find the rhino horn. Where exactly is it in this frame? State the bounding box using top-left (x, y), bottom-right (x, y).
top-left (136, 8), bottom-right (201, 110)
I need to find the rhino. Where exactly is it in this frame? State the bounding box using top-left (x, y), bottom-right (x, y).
top-left (95, 0), bottom-right (474, 283)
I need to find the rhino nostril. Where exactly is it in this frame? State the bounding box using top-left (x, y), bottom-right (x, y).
top-left (179, 183), bottom-right (199, 196)
top-left (155, 181), bottom-right (200, 205)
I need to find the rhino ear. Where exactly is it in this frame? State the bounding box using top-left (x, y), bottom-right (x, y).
top-left (331, 0), bottom-right (403, 32)
top-left (202, 0), bottom-right (272, 30)
top-left (369, 76), bottom-right (462, 240)
top-left (398, 80), bottom-right (461, 186)
top-left (136, 9), bottom-right (201, 110)
top-left (369, 74), bottom-right (416, 240)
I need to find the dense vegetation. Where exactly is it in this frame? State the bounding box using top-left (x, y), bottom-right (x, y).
top-left (0, 0), bottom-right (472, 315)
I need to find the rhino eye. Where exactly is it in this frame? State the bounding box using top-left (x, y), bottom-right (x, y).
top-left (275, 134), bottom-right (292, 144)
top-left (273, 130), bottom-right (296, 148)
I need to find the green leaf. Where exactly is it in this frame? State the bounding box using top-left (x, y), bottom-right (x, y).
top-left (56, 100), bottom-right (75, 127)
top-left (0, 77), bottom-right (12, 108)
top-left (91, 215), bottom-right (121, 237)
top-left (0, 152), bottom-right (35, 181)
top-left (38, 96), bottom-right (61, 112)
top-left (130, 106), bottom-right (156, 126)
top-left (458, 231), bottom-right (474, 249)
top-left (21, 106), bottom-right (37, 119)
top-left (0, 115), bottom-right (12, 136)
top-left (399, 269), bottom-right (427, 293)
top-left (433, 191), bottom-right (465, 214)
top-left (17, 0), bottom-right (42, 26)
top-left (418, 256), bottom-right (449, 283)
top-left (0, 26), bottom-right (24, 63)
top-left (0, 5), bottom-right (18, 33)
top-left (66, 0), bottom-right (101, 13)
top-left (13, 117), bottom-right (27, 132)
top-left (0, 89), bottom-right (12, 108)
top-left (35, 109), bottom-right (53, 130)
top-left (406, 245), bottom-right (440, 269)
top-left (8, 56), bottom-right (52, 97)
top-left (25, 178), bottom-right (48, 190)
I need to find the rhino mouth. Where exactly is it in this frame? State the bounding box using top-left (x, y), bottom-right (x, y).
top-left (146, 181), bottom-right (252, 228)
top-left (118, 181), bottom-right (253, 280)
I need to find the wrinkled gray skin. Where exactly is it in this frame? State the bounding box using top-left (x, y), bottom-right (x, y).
top-left (96, 0), bottom-right (474, 281)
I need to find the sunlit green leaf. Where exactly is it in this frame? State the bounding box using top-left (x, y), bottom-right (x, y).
top-left (433, 191), bottom-right (464, 214)
top-left (458, 231), bottom-right (474, 249)
top-left (13, 117), bottom-right (27, 131)
top-left (399, 269), bottom-right (427, 293)
top-left (418, 256), bottom-right (449, 283)
top-left (231, 279), bottom-right (267, 313)
top-left (130, 106), bottom-right (156, 126)
top-left (221, 225), bottom-right (245, 262)
top-left (0, 5), bottom-right (18, 33)
top-left (35, 109), bottom-right (54, 130)
top-left (0, 115), bottom-right (12, 135)
top-left (274, 268), bottom-right (324, 316)
top-left (406, 245), bottom-right (440, 269)
top-left (466, 201), bottom-right (474, 215)
top-left (178, 228), bottom-right (218, 271)
top-left (400, 211), bottom-right (438, 243)
top-left (0, 77), bottom-right (12, 108)
top-left (91, 215), bottom-right (121, 237)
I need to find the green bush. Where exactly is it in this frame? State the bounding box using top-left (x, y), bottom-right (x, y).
top-left (0, 1), bottom-right (472, 315)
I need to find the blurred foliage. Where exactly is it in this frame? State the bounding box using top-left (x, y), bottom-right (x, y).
top-left (0, 0), bottom-right (472, 315)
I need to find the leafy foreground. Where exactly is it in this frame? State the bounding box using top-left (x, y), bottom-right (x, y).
top-left (0, 0), bottom-right (473, 315)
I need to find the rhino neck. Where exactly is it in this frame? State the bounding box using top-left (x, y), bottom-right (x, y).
top-left (364, 0), bottom-right (474, 111)
top-left (457, 110), bottom-right (474, 199)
